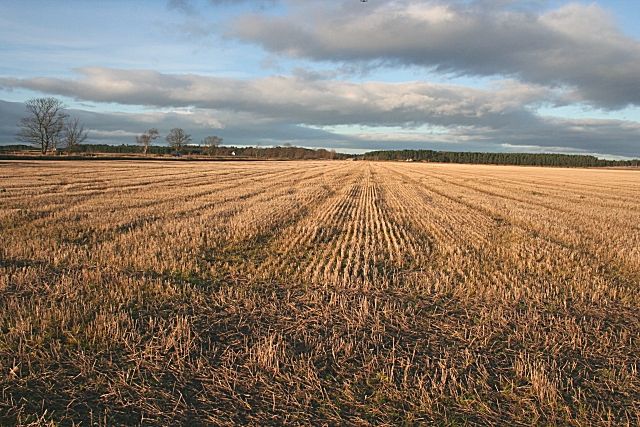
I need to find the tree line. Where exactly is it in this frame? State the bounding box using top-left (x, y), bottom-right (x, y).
top-left (17, 97), bottom-right (88, 154)
top-left (3, 143), bottom-right (345, 160)
top-left (134, 128), bottom-right (223, 155)
top-left (14, 97), bottom-right (342, 159)
top-left (361, 149), bottom-right (640, 167)
top-left (15, 97), bottom-right (638, 166)
top-left (15, 97), bottom-right (224, 156)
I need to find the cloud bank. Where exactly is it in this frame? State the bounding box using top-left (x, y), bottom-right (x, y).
top-left (0, 67), bottom-right (561, 126)
top-left (2, 67), bottom-right (640, 157)
top-left (229, 1), bottom-right (640, 109)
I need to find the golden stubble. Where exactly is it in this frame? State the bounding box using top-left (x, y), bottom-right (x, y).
top-left (0, 160), bottom-right (638, 425)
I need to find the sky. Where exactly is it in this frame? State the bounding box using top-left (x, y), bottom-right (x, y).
top-left (1, 0), bottom-right (640, 158)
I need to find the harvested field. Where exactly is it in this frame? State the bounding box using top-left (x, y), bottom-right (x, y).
top-left (1, 160), bottom-right (639, 425)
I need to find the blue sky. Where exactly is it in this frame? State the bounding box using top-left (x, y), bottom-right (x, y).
top-left (1, 0), bottom-right (640, 158)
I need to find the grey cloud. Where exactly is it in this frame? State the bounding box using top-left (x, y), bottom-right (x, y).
top-left (1, 66), bottom-right (639, 157)
top-left (0, 67), bottom-right (562, 128)
top-left (445, 115), bottom-right (640, 157)
top-left (0, 99), bottom-right (347, 149)
top-left (228, 1), bottom-right (640, 109)
top-left (0, 100), bottom-right (23, 144)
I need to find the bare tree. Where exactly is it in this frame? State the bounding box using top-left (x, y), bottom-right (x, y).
top-left (63, 117), bottom-right (89, 151)
top-left (17, 97), bottom-right (68, 154)
top-left (135, 128), bottom-right (160, 155)
top-left (202, 135), bottom-right (223, 155)
top-left (166, 128), bottom-right (191, 153)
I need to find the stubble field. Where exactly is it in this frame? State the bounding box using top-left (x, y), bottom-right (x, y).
top-left (0, 160), bottom-right (639, 425)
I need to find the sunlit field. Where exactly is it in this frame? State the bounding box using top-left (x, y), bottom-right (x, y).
top-left (1, 160), bottom-right (639, 425)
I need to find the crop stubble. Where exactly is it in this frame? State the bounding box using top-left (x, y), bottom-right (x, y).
top-left (0, 160), bottom-right (639, 425)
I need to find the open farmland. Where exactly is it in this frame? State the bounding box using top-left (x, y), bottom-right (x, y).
top-left (1, 160), bottom-right (639, 425)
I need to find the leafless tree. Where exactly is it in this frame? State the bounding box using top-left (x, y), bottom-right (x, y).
top-left (135, 128), bottom-right (160, 155)
top-left (166, 128), bottom-right (191, 153)
top-left (17, 97), bottom-right (68, 154)
top-left (63, 117), bottom-right (89, 151)
top-left (202, 135), bottom-right (223, 155)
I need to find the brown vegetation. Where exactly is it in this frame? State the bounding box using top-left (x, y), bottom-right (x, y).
top-left (1, 160), bottom-right (639, 425)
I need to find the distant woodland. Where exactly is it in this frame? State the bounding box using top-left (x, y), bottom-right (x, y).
top-left (1, 144), bottom-right (639, 167)
top-left (361, 149), bottom-right (640, 167)
top-left (0, 144), bottom-right (346, 160)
